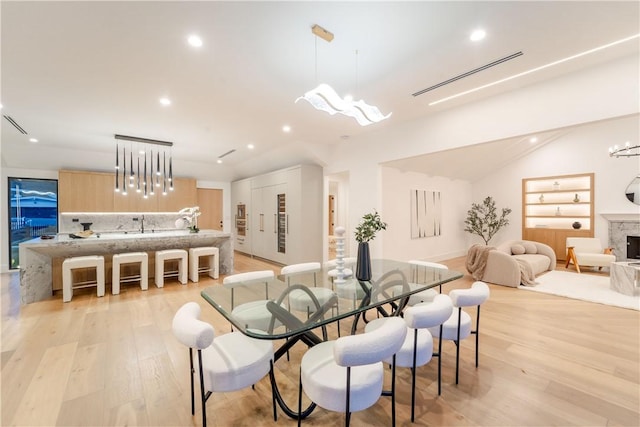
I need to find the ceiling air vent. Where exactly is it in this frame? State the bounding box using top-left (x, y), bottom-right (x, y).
top-left (3, 115), bottom-right (28, 134)
top-left (218, 149), bottom-right (236, 159)
top-left (412, 51), bottom-right (523, 97)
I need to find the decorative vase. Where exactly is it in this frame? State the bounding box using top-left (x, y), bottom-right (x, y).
top-left (573, 193), bottom-right (580, 203)
top-left (572, 221), bottom-right (582, 229)
top-left (356, 242), bottom-right (372, 282)
top-left (538, 194), bottom-right (544, 203)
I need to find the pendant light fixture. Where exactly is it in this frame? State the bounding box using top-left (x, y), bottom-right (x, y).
top-left (115, 143), bottom-right (120, 192)
top-left (295, 24), bottom-right (391, 126)
top-left (114, 134), bottom-right (174, 198)
top-left (122, 146), bottom-right (128, 195)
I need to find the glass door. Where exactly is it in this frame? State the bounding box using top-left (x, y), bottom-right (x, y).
top-left (8, 177), bottom-right (58, 269)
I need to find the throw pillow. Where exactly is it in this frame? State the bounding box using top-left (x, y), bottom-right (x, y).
top-left (511, 244), bottom-right (525, 255)
top-left (523, 242), bottom-right (538, 254)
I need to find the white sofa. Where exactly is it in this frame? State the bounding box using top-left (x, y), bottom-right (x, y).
top-left (467, 240), bottom-right (556, 288)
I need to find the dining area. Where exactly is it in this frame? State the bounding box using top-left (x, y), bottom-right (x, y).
top-left (178, 257), bottom-right (494, 426)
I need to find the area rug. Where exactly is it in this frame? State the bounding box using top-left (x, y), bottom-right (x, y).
top-left (519, 270), bottom-right (640, 311)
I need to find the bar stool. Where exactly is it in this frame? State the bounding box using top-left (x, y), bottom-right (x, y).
top-left (188, 246), bottom-right (219, 283)
top-left (112, 252), bottom-right (148, 295)
top-left (155, 249), bottom-right (188, 287)
top-left (62, 255), bottom-right (105, 302)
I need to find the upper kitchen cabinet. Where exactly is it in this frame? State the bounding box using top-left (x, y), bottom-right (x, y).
top-left (59, 170), bottom-right (115, 212)
top-left (157, 177), bottom-right (197, 212)
top-left (59, 170), bottom-right (196, 213)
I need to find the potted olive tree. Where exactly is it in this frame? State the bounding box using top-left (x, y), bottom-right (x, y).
top-left (464, 196), bottom-right (511, 245)
top-left (354, 210), bottom-right (387, 281)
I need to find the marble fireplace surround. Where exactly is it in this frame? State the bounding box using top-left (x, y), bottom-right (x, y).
top-left (602, 213), bottom-right (640, 261)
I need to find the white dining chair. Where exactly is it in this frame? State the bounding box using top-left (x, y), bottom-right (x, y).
top-left (429, 281), bottom-right (490, 384)
top-left (172, 302), bottom-right (277, 427)
top-left (365, 294), bottom-right (453, 422)
top-left (405, 260), bottom-right (449, 306)
top-left (297, 316), bottom-right (407, 427)
top-left (223, 270), bottom-right (280, 332)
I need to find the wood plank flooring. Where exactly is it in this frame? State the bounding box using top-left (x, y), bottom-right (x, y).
top-left (2, 253), bottom-right (639, 426)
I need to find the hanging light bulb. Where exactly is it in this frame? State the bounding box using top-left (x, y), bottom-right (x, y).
top-left (169, 152), bottom-right (174, 191)
top-left (122, 146), bottom-right (128, 195)
top-left (136, 157), bottom-right (141, 193)
top-left (115, 143), bottom-right (120, 192)
top-left (143, 151), bottom-right (148, 198)
top-left (129, 146), bottom-right (135, 187)
top-left (163, 152), bottom-right (167, 195)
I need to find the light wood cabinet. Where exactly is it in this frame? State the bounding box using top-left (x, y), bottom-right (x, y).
top-left (59, 170), bottom-right (196, 213)
top-left (522, 173), bottom-right (594, 260)
top-left (59, 170), bottom-right (115, 212)
top-left (196, 188), bottom-right (223, 231)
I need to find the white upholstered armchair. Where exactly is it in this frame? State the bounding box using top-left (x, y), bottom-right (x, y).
top-left (565, 237), bottom-right (615, 273)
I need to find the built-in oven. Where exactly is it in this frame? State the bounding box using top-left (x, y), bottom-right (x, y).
top-left (236, 204), bottom-right (246, 236)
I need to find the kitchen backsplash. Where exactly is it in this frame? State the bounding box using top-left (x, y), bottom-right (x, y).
top-left (59, 212), bottom-right (186, 234)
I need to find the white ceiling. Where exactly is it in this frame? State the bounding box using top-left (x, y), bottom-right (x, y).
top-left (1, 1), bottom-right (638, 182)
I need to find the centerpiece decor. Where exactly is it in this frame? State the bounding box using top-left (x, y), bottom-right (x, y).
top-left (354, 210), bottom-right (387, 281)
top-left (464, 196), bottom-right (511, 245)
top-left (176, 206), bottom-right (201, 233)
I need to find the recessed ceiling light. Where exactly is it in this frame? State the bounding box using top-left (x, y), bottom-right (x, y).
top-left (282, 125), bottom-right (291, 133)
top-left (188, 34), bottom-right (203, 47)
top-left (29, 138), bottom-right (38, 143)
top-left (470, 29), bottom-right (486, 42)
top-left (216, 159), bottom-right (222, 164)
top-left (529, 137), bottom-right (538, 143)
top-left (159, 97), bottom-right (171, 106)
top-left (0, 103), bottom-right (3, 109)
top-left (247, 144), bottom-right (255, 149)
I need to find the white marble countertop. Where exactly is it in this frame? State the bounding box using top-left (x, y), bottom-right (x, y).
top-left (19, 229), bottom-right (233, 304)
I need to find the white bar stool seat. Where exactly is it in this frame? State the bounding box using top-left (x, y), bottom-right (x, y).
top-left (155, 249), bottom-right (188, 287)
top-left (112, 252), bottom-right (149, 295)
top-left (62, 255), bottom-right (105, 302)
top-left (188, 246), bottom-right (220, 282)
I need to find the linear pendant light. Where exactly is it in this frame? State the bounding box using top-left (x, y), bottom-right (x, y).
top-left (114, 134), bottom-right (174, 198)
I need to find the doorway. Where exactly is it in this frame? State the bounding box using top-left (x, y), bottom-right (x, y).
top-left (196, 188), bottom-right (223, 231)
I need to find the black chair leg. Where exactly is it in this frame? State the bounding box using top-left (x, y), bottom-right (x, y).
top-left (437, 326), bottom-right (443, 396)
top-left (345, 367), bottom-right (351, 427)
top-left (197, 349), bottom-right (207, 427)
top-left (269, 360), bottom-right (277, 421)
top-left (297, 367), bottom-right (303, 427)
top-left (189, 348), bottom-right (195, 416)
top-left (411, 331), bottom-right (418, 422)
top-left (475, 305), bottom-right (481, 367)
top-left (391, 355), bottom-right (397, 427)
top-left (455, 308), bottom-right (462, 385)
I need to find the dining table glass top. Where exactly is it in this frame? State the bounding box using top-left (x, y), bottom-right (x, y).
top-left (201, 259), bottom-right (463, 340)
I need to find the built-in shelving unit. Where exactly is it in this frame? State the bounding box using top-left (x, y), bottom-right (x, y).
top-left (522, 173), bottom-right (594, 261)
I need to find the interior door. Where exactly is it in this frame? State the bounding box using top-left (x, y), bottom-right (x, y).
top-left (196, 188), bottom-right (223, 230)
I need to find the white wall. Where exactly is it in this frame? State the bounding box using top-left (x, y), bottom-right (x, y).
top-left (380, 167), bottom-right (472, 261)
top-left (473, 115), bottom-right (640, 246)
top-left (326, 54), bottom-right (639, 259)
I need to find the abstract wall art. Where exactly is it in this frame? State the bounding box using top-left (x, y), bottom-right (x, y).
top-left (410, 189), bottom-right (442, 239)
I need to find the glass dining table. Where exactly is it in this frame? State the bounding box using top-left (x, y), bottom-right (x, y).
top-left (201, 259), bottom-right (463, 419)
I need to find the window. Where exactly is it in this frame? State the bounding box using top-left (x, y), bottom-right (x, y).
top-left (8, 177), bottom-right (58, 269)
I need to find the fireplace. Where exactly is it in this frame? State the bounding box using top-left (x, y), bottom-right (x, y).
top-left (628, 236), bottom-right (640, 259)
top-left (603, 214), bottom-right (640, 261)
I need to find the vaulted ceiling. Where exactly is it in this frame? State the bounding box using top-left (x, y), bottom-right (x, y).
top-left (2, 1), bottom-right (638, 181)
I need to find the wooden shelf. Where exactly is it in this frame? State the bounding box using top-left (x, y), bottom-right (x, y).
top-left (522, 173), bottom-right (594, 260)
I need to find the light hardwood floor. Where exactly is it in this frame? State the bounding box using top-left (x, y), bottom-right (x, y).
top-left (2, 253), bottom-right (639, 426)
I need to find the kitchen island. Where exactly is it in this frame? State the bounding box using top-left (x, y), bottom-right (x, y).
top-left (19, 229), bottom-right (232, 304)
